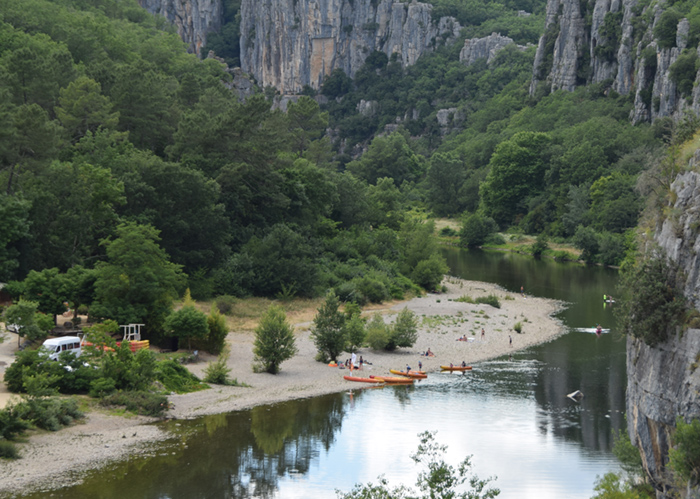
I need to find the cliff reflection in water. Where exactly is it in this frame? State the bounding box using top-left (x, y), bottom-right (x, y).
top-left (533, 330), bottom-right (627, 452)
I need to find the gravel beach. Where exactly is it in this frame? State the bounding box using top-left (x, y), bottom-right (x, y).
top-left (0, 277), bottom-right (565, 496)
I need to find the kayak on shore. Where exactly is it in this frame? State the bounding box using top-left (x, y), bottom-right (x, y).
top-left (389, 369), bottom-right (427, 379)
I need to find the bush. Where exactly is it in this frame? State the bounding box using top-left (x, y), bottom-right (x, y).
top-left (616, 256), bottom-right (686, 346)
top-left (460, 213), bottom-right (498, 248)
top-left (100, 391), bottom-right (169, 417)
top-left (411, 254), bottom-right (449, 292)
top-left (669, 417), bottom-right (700, 485)
top-left (531, 234), bottom-right (549, 257)
top-left (356, 276), bottom-right (389, 303)
top-left (476, 294), bottom-right (501, 308)
top-left (197, 306), bottom-right (228, 355)
top-left (439, 227), bottom-right (458, 237)
top-left (366, 313), bottom-right (389, 350)
top-left (310, 291), bottom-right (347, 362)
top-left (102, 344), bottom-right (157, 392)
top-left (89, 378), bottom-right (116, 398)
top-left (254, 305), bottom-right (298, 374)
top-left (387, 308), bottom-right (418, 350)
top-left (214, 295), bottom-right (237, 315)
top-left (203, 351), bottom-right (233, 385)
top-left (513, 322), bottom-right (523, 334)
top-left (0, 405), bottom-right (30, 440)
top-left (155, 359), bottom-right (208, 393)
top-left (0, 440), bottom-right (19, 459)
top-left (15, 397), bottom-right (84, 432)
top-left (345, 313), bottom-right (367, 353)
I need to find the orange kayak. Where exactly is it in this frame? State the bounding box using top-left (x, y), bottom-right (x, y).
top-left (440, 365), bottom-right (472, 371)
top-left (344, 375), bottom-right (384, 383)
top-left (390, 369), bottom-right (427, 379)
top-left (370, 375), bottom-right (414, 384)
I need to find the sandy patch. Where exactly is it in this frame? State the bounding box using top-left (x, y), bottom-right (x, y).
top-left (0, 278), bottom-right (565, 495)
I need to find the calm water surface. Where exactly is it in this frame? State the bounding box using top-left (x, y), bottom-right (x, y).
top-left (19, 249), bottom-right (626, 499)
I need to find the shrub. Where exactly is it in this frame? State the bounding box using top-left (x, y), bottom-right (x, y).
top-left (164, 304), bottom-right (209, 351)
top-left (531, 234), bottom-right (549, 257)
top-left (669, 417), bottom-right (700, 485)
top-left (102, 344), bottom-right (157, 392)
top-left (89, 378), bottom-right (116, 398)
top-left (155, 359), bottom-right (208, 393)
top-left (460, 213), bottom-right (498, 248)
top-left (203, 351), bottom-right (233, 385)
top-left (214, 295), bottom-right (237, 315)
top-left (387, 308), bottom-right (418, 350)
top-left (345, 313), bottom-right (367, 353)
top-left (616, 256), bottom-right (686, 346)
top-left (310, 291), bottom-right (347, 362)
top-left (513, 322), bottom-right (523, 334)
top-left (439, 227), bottom-right (458, 237)
top-left (254, 305), bottom-right (297, 374)
top-left (476, 294), bottom-right (501, 308)
top-left (0, 404), bottom-right (30, 440)
top-left (411, 254), bottom-right (449, 292)
top-left (198, 306), bottom-right (228, 355)
top-left (100, 391), bottom-right (169, 417)
top-left (356, 276), bottom-right (389, 303)
top-left (0, 440), bottom-right (19, 459)
top-left (335, 281), bottom-right (367, 306)
top-left (15, 397), bottom-right (84, 432)
top-left (366, 313), bottom-right (389, 350)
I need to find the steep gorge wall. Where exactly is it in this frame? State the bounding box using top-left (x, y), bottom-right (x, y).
top-left (239, 0), bottom-right (460, 94)
top-left (628, 158), bottom-right (700, 498)
top-left (530, 0), bottom-right (700, 123)
top-left (138, 0), bottom-right (223, 56)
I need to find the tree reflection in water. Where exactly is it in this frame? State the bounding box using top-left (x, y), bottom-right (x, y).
top-left (231, 393), bottom-right (350, 498)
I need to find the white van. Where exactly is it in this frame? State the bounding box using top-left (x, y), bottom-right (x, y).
top-left (42, 336), bottom-right (82, 361)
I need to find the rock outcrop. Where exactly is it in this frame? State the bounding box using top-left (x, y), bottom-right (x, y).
top-left (459, 33), bottom-right (529, 66)
top-left (529, 0), bottom-right (700, 123)
top-left (628, 160), bottom-right (700, 498)
top-left (239, 0), bottom-right (461, 94)
top-left (138, 0), bottom-right (223, 56)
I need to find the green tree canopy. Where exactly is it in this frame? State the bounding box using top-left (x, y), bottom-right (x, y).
top-left (480, 132), bottom-right (550, 226)
top-left (90, 222), bottom-right (185, 336)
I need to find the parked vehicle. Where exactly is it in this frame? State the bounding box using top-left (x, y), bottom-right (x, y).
top-left (42, 336), bottom-right (82, 361)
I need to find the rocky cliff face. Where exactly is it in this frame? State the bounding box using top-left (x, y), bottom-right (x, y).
top-left (239, 0), bottom-right (460, 94)
top-left (459, 32), bottom-right (529, 66)
top-left (628, 158), bottom-right (700, 498)
top-left (530, 0), bottom-right (700, 123)
top-left (138, 0), bottom-right (223, 56)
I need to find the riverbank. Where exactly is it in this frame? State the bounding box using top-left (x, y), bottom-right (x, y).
top-left (0, 277), bottom-right (566, 496)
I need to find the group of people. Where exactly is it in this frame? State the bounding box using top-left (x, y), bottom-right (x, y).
top-left (421, 348), bottom-right (434, 357)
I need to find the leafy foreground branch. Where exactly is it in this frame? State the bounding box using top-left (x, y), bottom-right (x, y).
top-left (337, 431), bottom-right (500, 499)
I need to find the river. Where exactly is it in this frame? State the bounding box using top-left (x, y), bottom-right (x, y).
top-left (18, 248), bottom-right (626, 499)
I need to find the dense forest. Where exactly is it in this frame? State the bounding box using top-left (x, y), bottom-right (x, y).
top-left (0, 0), bottom-right (451, 341)
top-left (0, 0), bottom-right (693, 341)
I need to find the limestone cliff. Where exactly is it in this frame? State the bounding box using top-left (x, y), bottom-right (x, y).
top-left (530, 0), bottom-right (700, 123)
top-left (138, 0), bottom-right (223, 56)
top-left (628, 157), bottom-right (700, 498)
top-left (459, 33), bottom-right (530, 66)
top-left (239, 0), bottom-right (461, 94)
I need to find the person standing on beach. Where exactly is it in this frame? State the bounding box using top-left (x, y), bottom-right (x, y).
top-left (509, 335), bottom-right (513, 347)
top-left (481, 328), bottom-right (485, 340)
